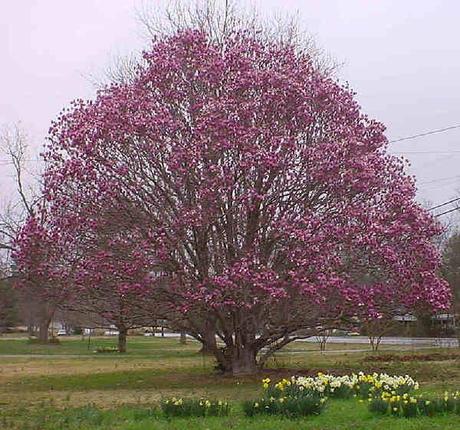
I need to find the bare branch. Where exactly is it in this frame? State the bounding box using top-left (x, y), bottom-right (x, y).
top-left (1, 124), bottom-right (34, 217)
top-left (136, 0), bottom-right (339, 74)
top-left (0, 123), bottom-right (41, 274)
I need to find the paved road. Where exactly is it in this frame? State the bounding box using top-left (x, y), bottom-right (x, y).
top-left (299, 335), bottom-right (459, 347)
top-left (158, 333), bottom-right (459, 348)
top-left (1, 333), bottom-right (458, 349)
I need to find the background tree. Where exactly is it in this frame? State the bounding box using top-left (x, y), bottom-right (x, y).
top-left (0, 124), bottom-right (37, 270)
top-left (442, 231), bottom-right (460, 306)
top-left (361, 317), bottom-right (397, 352)
top-left (315, 328), bottom-right (333, 353)
top-left (0, 125), bottom-right (51, 339)
top-left (69, 215), bottom-right (159, 353)
top-left (13, 211), bottom-right (75, 342)
top-left (442, 230), bottom-right (460, 343)
top-left (0, 277), bottom-right (18, 333)
top-left (95, 0), bottom-right (337, 87)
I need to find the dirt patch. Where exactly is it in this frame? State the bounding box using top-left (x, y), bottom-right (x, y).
top-left (230, 367), bottom-right (368, 382)
top-left (363, 352), bottom-right (460, 362)
top-left (0, 356), bottom-right (207, 384)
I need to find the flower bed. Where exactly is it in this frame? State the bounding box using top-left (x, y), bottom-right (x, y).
top-left (261, 372), bottom-right (419, 400)
top-left (159, 373), bottom-right (457, 420)
top-left (249, 372), bottom-right (460, 419)
top-left (244, 372), bottom-right (421, 418)
top-left (369, 391), bottom-right (460, 417)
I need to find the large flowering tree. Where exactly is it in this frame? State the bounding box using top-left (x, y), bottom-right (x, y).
top-left (41, 30), bottom-right (450, 374)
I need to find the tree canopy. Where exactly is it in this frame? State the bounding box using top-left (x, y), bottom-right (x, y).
top-left (15, 30), bottom-right (451, 374)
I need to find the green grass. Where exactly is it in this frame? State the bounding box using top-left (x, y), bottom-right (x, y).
top-left (2, 399), bottom-right (460, 430)
top-left (0, 336), bottom-right (459, 429)
top-left (0, 336), bottom-right (199, 356)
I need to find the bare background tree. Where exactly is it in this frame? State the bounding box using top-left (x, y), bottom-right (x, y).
top-left (0, 123), bottom-right (45, 336)
top-left (90, 0), bottom-right (338, 88)
top-left (0, 124), bottom-right (39, 274)
top-left (136, 0), bottom-right (335, 70)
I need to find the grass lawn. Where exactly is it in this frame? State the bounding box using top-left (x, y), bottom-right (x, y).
top-left (0, 336), bottom-right (459, 429)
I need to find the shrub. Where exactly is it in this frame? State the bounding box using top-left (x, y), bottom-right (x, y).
top-left (243, 395), bottom-right (325, 418)
top-left (129, 407), bottom-right (157, 421)
top-left (417, 399), bottom-right (438, 417)
top-left (280, 396), bottom-right (325, 418)
top-left (444, 397), bottom-right (458, 413)
top-left (27, 337), bottom-right (61, 345)
top-left (58, 405), bottom-right (105, 426)
top-left (94, 346), bottom-right (118, 353)
top-left (369, 391), bottom-right (460, 418)
top-left (368, 398), bottom-right (388, 415)
top-left (160, 398), bottom-right (230, 418)
top-left (400, 399), bottom-right (418, 418)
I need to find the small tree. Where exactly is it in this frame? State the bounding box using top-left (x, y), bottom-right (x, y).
top-left (362, 317), bottom-right (397, 352)
top-left (315, 328), bottom-right (333, 353)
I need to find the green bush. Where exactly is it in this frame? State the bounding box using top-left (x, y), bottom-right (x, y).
top-left (400, 399), bottom-right (418, 418)
top-left (368, 398), bottom-right (388, 415)
top-left (328, 385), bottom-right (355, 399)
top-left (417, 399), bottom-right (439, 417)
top-left (369, 392), bottom-right (460, 418)
top-left (57, 405), bottom-right (105, 427)
top-left (94, 346), bottom-right (118, 353)
top-left (160, 398), bottom-right (230, 418)
top-left (129, 407), bottom-right (157, 421)
top-left (243, 394), bottom-right (325, 418)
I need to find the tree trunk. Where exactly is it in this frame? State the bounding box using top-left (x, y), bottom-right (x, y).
top-left (36, 302), bottom-right (56, 343)
top-left (179, 331), bottom-right (187, 344)
top-left (199, 343), bottom-right (215, 354)
top-left (199, 326), bottom-right (217, 354)
top-left (27, 324), bottom-right (35, 337)
top-left (118, 327), bottom-right (127, 353)
top-left (230, 346), bottom-right (258, 375)
top-left (215, 345), bottom-right (258, 375)
top-left (38, 319), bottom-right (51, 343)
top-left (369, 336), bottom-right (376, 351)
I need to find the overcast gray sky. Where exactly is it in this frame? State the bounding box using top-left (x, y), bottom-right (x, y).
top-left (1, 0), bottom-right (459, 215)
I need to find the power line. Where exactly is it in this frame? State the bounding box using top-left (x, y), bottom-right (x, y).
top-left (417, 175), bottom-right (460, 186)
top-left (0, 159), bottom-right (41, 164)
top-left (435, 206), bottom-right (460, 218)
top-left (1, 124), bottom-right (460, 160)
top-left (389, 124), bottom-right (460, 144)
top-left (428, 197), bottom-right (460, 211)
top-left (392, 150), bottom-right (460, 155)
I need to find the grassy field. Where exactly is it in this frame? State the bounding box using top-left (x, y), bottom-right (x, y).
top-left (0, 336), bottom-right (459, 429)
